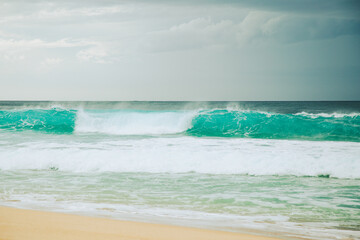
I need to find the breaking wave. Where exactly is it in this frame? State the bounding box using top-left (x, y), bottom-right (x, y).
top-left (0, 108), bottom-right (359, 141)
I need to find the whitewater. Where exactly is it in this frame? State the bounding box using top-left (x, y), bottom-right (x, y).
top-left (0, 101), bottom-right (359, 239)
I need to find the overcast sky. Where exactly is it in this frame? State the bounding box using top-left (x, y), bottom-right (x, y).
top-left (1, 0), bottom-right (359, 100)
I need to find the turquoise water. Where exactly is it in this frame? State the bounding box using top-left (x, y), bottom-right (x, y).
top-left (0, 101), bottom-right (359, 239)
top-left (1, 108), bottom-right (360, 141)
top-left (0, 108), bottom-right (76, 133)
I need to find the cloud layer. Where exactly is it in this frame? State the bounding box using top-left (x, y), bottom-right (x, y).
top-left (0, 0), bottom-right (359, 100)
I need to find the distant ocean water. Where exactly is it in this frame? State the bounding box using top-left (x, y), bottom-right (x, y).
top-left (0, 101), bottom-right (359, 239)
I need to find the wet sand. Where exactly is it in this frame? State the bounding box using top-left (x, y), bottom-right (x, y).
top-left (0, 206), bottom-right (282, 240)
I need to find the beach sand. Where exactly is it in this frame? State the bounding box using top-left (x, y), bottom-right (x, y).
top-left (0, 206), bottom-right (282, 240)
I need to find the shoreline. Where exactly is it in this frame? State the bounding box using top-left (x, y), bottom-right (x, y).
top-left (0, 206), bottom-right (285, 240)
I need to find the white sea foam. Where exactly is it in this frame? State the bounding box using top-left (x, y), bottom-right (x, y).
top-left (295, 112), bottom-right (360, 118)
top-left (0, 137), bottom-right (359, 178)
top-left (74, 110), bottom-right (197, 135)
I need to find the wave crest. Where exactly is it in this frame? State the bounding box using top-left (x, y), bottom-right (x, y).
top-left (188, 110), bottom-right (360, 141)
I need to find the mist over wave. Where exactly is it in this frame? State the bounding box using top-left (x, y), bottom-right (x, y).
top-left (75, 110), bottom-right (196, 135)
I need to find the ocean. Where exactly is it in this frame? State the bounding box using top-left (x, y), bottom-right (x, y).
top-left (0, 101), bottom-right (359, 239)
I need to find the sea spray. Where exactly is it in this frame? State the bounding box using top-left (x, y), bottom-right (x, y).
top-left (75, 109), bottom-right (196, 135)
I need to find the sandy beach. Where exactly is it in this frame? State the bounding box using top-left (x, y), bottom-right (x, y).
top-left (0, 206), bottom-right (282, 240)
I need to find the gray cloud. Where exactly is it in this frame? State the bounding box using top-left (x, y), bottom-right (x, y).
top-left (142, 12), bottom-right (360, 53)
top-left (0, 0), bottom-right (359, 100)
